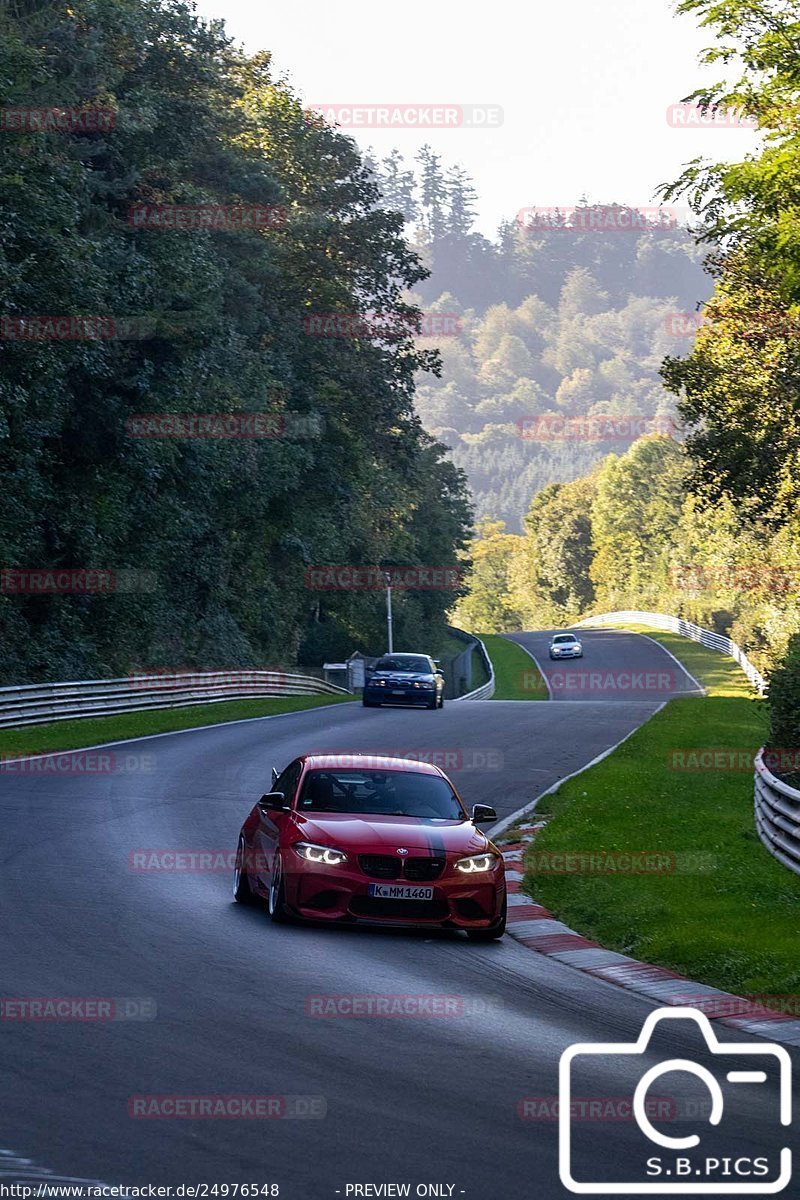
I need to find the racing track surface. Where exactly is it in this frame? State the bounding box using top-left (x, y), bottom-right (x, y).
top-left (0, 628), bottom-right (792, 1199)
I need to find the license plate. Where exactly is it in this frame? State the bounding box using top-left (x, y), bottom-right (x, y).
top-left (391, 689), bottom-right (406, 695)
top-left (368, 883), bottom-right (434, 900)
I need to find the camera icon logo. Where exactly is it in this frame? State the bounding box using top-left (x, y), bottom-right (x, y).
top-left (559, 1007), bottom-right (792, 1194)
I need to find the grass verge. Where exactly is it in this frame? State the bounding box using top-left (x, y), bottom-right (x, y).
top-left (470, 643), bottom-right (491, 691)
top-left (480, 634), bottom-right (547, 700)
top-left (522, 629), bottom-right (800, 995)
top-left (0, 693), bottom-right (353, 759)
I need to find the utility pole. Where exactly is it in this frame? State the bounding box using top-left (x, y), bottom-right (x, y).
top-left (384, 571), bottom-right (394, 653)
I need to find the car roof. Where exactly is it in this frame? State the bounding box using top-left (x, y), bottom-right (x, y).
top-left (552, 632), bottom-right (579, 638)
top-left (299, 753), bottom-right (444, 777)
top-left (375, 652), bottom-right (432, 659)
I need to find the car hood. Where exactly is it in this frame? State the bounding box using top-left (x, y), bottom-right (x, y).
top-left (368, 672), bottom-right (435, 682)
top-left (293, 813), bottom-right (487, 854)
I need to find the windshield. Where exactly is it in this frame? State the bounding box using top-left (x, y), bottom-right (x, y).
top-left (553, 635), bottom-right (578, 643)
top-left (298, 769), bottom-right (464, 819)
top-left (373, 655), bottom-right (432, 673)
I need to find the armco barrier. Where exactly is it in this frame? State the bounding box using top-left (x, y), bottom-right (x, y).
top-left (755, 749), bottom-right (800, 877)
top-left (0, 671), bottom-right (351, 729)
top-left (576, 609), bottom-right (767, 695)
top-left (450, 630), bottom-right (495, 701)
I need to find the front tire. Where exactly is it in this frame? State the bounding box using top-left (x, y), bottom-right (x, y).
top-left (466, 895), bottom-right (506, 942)
top-left (233, 834), bottom-right (257, 905)
top-left (268, 851), bottom-right (291, 923)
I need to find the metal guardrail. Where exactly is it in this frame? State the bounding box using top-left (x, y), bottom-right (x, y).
top-left (576, 609), bottom-right (767, 695)
top-left (755, 749), bottom-right (800, 877)
top-left (0, 670), bottom-right (351, 728)
top-left (451, 632), bottom-right (495, 701)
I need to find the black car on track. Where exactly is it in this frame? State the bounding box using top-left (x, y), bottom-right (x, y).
top-left (362, 653), bottom-right (445, 709)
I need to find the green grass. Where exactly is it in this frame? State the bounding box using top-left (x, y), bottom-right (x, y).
top-left (470, 643), bottom-right (491, 691)
top-left (479, 633), bottom-right (548, 699)
top-left (0, 693), bottom-right (353, 758)
top-left (520, 629), bottom-right (800, 996)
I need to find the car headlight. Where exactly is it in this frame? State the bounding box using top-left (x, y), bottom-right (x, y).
top-left (371, 679), bottom-right (387, 687)
top-left (294, 842), bottom-right (348, 866)
top-left (412, 680), bottom-right (434, 688)
top-left (455, 853), bottom-right (498, 874)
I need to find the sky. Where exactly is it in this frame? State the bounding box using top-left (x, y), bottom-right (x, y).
top-left (192, 0), bottom-right (760, 239)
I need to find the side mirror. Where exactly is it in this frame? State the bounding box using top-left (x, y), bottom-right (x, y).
top-left (258, 791), bottom-right (288, 814)
top-left (472, 804), bottom-right (497, 824)
top-left (435, 669), bottom-right (444, 678)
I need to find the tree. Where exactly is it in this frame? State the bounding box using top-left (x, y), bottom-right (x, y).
top-left (522, 476), bottom-right (597, 622)
top-left (0, 0), bottom-right (472, 680)
top-left (415, 144), bottom-right (447, 241)
top-left (451, 519), bottom-right (525, 632)
top-left (661, 0), bottom-right (800, 521)
top-left (590, 438), bottom-right (686, 608)
top-left (444, 164), bottom-right (478, 238)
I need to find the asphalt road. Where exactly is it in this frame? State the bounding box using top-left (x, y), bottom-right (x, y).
top-left (0, 629), bottom-right (793, 1199)
top-left (506, 627), bottom-right (705, 702)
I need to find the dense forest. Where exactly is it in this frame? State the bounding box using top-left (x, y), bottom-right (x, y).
top-left (359, 144), bottom-right (714, 528)
top-left (0, 0), bottom-right (472, 681)
top-left (453, 0), bottom-right (800, 681)
top-left (364, 148), bottom-right (712, 527)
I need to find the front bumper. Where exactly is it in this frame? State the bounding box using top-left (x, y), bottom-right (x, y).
top-left (283, 855), bottom-right (505, 929)
top-left (550, 648), bottom-right (582, 658)
top-left (364, 685), bottom-right (437, 706)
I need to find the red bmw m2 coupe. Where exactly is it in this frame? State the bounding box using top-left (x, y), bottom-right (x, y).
top-left (233, 754), bottom-right (507, 940)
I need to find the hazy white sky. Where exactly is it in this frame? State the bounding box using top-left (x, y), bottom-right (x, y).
top-left (193, 0), bottom-right (758, 238)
